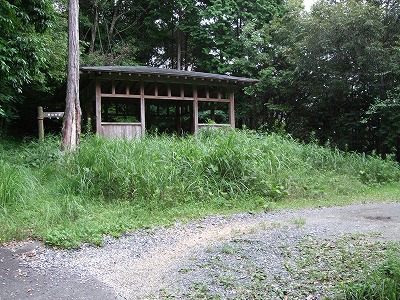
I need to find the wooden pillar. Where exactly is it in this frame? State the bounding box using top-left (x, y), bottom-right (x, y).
top-left (38, 106), bottom-right (44, 142)
top-left (175, 102), bottom-right (182, 134)
top-left (95, 79), bottom-right (102, 135)
top-left (193, 85), bottom-right (199, 134)
top-left (83, 81), bottom-right (93, 133)
top-left (210, 102), bottom-right (215, 121)
top-left (167, 83), bottom-right (171, 97)
top-left (125, 81), bottom-right (130, 95)
top-left (229, 90), bottom-right (235, 128)
top-left (140, 81), bottom-right (145, 136)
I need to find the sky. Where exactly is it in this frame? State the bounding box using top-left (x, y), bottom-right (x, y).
top-left (304, 0), bottom-right (316, 11)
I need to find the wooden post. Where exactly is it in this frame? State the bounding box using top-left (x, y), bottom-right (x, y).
top-left (210, 102), bottom-right (215, 121)
top-left (229, 90), bottom-right (235, 128)
top-left (167, 83), bottom-right (171, 97)
top-left (95, 79), bottom-right (102, 135)
top-left (38, 106), bottom-right (44, 142)
top-left (193, 85), bottom-right (199, 134)
top-left (126, 81), bottom-right (130, 95)
top-left (140, 81), bottom-right (145, 136)
top-left (176, 102), bottom-right (182, 134)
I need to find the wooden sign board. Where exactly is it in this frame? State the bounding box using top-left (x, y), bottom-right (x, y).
top-left (43, 112), bottom-right (64, 119)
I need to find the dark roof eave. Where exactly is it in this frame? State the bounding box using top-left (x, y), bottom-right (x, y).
top-left (80, 66), bottom-right (259, 85)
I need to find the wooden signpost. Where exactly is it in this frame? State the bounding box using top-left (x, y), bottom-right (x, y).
top-left (37, 106), bottom-right (64, 141)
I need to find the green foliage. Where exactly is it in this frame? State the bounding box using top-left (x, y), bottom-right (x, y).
top-left (0, 131), bottom-right (399, 247)
top-left (254, 0), bottom-right (400, 157)
top-left (363, 87), bottom-right (400, 160)
top-left (81, 40), bottom-right (138, 66)
top-left (0, 162), bottom-right (27, 211)
top-left (285, 235), bottom-right (400, 299)
top-left (0, 148), bottom-right (38, 213)
top-left (177, 234), bottom-right (399, 299)
top-left (0, 0), bottom-right (54, 126)
top-left (1, 0), bottom-right (398, 162)
top-left (58, 130), bottom-right (399, 209)
top-left (342, 251), bottom-right (400, 300)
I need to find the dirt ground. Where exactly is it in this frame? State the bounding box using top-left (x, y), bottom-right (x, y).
top-left (1, 202), bottom-right (399, 300)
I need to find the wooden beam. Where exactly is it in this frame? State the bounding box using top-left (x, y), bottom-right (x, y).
top-left (198, 97), bottom-right (230, 103)
top-left (101, 93), bottom-right (141, 99)
top-left (83, 72), bottom-right (237, 86)
top-left (100, 93), bottom-right (231, 102)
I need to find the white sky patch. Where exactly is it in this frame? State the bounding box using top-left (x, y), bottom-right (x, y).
top-left (304, 0), bottom-right (316, 11)
top-left (200, 17), bottom-right (217, 26)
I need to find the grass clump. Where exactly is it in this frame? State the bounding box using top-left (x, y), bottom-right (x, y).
top-left (0, 129), bottom-right (399, 247)
top-left (341, 251), bottom-right (400, 300)
top-left (0, 162), bottom-right (32, 211)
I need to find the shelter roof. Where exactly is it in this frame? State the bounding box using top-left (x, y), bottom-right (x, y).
top-left (80, 66), bottom-right (259, 85)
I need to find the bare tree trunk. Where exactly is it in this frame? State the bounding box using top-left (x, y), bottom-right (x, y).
top-left (62, 0), bottom-right (81, 152)
top-left (177, 29), bottom-right (182, 70)
top-left (108, 0), bottom-right (122, 51)
top-left (89, 0), bottom-right (99, 53)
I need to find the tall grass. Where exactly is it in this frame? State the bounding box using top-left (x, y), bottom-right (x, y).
top-left (0, 163), bottom-right (30, 211)
top-left (0, 129), bottom-right (399, 247)
top-left (60, 130), bottom-right (400, 206)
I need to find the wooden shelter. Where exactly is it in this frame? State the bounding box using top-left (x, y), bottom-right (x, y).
top-left (80, 66), bottom-right (258, 138)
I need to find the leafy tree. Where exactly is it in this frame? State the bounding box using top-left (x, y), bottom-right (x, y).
top-left (298, 0), bottom-right (399, 153)
top-left (78, 0), bottom-right (285, 72)
top-left (193, 0), bottom-right (284, 74)
top-left (79, 0), bottom-right (146, 66)
top-left (138, 0), bottom-right (204, 69)
top-left (254, 0), bottom-right (399, 158)
top-left (0, 0), bottom-right (53, 131)
top-left (242, 0), bottom-right (304, 130)
top-left (363, 87), bottom-right (400, 160)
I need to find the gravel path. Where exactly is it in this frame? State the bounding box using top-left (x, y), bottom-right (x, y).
top-left (1, 202), bottom-right (399, 299)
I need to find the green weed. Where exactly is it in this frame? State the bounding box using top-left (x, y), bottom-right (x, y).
top-left (290, 218), bottom-right (306, 228)
top-left (0, 162), bottom-right (36, 212)
top-left (341, 250), bottom-right (400, 300)
top-left (0, 130), bottom-right (399, 247)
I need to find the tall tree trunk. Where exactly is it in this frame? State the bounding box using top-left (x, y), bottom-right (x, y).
top-left (89, 0), bottom-right (99, 53)
top-left (177, 29), bottom-right (182, 70)
top-left (108, 0), bottom-right (122, 51)
top-left (62, 0), bottom-right (81, 152)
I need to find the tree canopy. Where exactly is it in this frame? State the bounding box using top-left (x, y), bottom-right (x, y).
top-left (0, 0), bottom-right (54, 128)
top-left (1, 0), bottom-right (399, 159)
